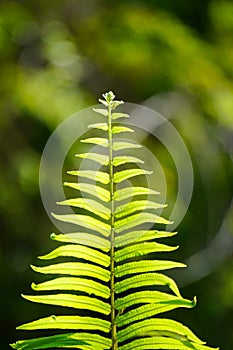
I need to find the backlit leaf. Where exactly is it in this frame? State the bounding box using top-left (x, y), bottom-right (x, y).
top-left (115, 260), bottom-right (186, 278)
top-left (22, 294), bottom-right (111, 315)
top-left (38, 244), bottom-right (110, 267)
top-left (112, 141), bottom-right (142, 151)
top-left (112, 113), bottom-right (130, 120)
top-left (117, 318), bottom-right (204, 344)
top-left (115, 273), bottom-right (181, 296)
top-left (114, 186), bottom-right (159, 201)
top-left (115, 200), bottom-right (166, 218)
top-left (64, 182), bottom-right (110, 202)
top-left (113, 156), bottom-right (144, 167)
top-left (81, 137), bottom-right (108, 147)
top-left (115, 242), bottom-right (178, 262)
top-left (92, 108), bottom-right (108, 116)
top-left (116, 298), bottom-right (196, 327)
top-left (114, 169), bottom-right (153, 183)
top-left (88, 122), bottom-right (108, 131)
top-left (114, 212), bottom-right (173, 233)
top-left (112, 126), bottom-right (134, 134)
top-left (57, 197), bottom-right (111, 220)
top-left (52, 213), bottom-right (111, 237)
top-left (31, 262), bottom-right (110, 282)
top-left (17, 315), bottom-right (110, 333)
top-left (68, 170), bottom-right (109, 184)
top-left (75, 153), bottom-right (109, 165)
top-left (32, 277), bottom-right (110, 299)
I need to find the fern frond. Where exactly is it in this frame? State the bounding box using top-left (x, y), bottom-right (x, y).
top-left (11, 91), bottom-right (219, 350)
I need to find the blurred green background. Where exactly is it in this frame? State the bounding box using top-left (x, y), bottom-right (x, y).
top-left (0, 0), bottom-right (232, 348)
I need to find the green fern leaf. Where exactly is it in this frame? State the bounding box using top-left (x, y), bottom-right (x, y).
top-left (111, 112), bottom-right (130, 120)
top-left (22, 294), bottom-right (111, 314)
top-left (64, 182), bottom-right (110, 202)
top-left (114, 186), bottom-right (159, 201)
top-left (116, 297), bottom-right (197, 327)
top-left (75, 152), bottom-right (109, 165)
top-left (32, 277), bottom-right (110, 298)
top-left (112, 125), bottom-right (134, 134)
top-left (31, 262), bottom-right (110, 282)
top-left (67, 170), bottom-right (110, 184)
top-left (10, 333), bottom-right (88, 350)
top-left (115, 242), bottom-right (178, 262)
top-left (50, 232), bottom-right (110, 251)
top-left (16, 315), bottom-right (110, 333)
top-left (114, 272), bottom-right (181, 296)
top-left (112, 141), bottom-right (142, 151)
top-left (51, 213), bottom-right (111, 236)
top-left (92, 108), bottom-right (108, 116)
top-left (70, 333), bottom-right (112, 349)
top-left (114, 229), bottom-right (177, 247)
top-left (88, 122), bottom-right (108, 131)
top-left (113, 155), bottom-right (144, 166)
top-left (117, 318), bottom-right (204, 344)
top-left (11, 91), bottom-right (218, 350)
top-left (114, 212), bottom-right (173, 233)
top-left (57, 197), bottom-right (111, 220)
top-left (115, 290), bottom-right (195, 310)
top-left (38, 244), bottom-right (110, 267)
top-left (114, 169), bottom-right (153, 183)
top-left (115, 200), bottom-right (167, 218)
top-left (115, 260), bottom-right (186, 278)
top-left (81, 137), bottom-right (109, 147)
top-left (118, 336), bottom-right (219, 350)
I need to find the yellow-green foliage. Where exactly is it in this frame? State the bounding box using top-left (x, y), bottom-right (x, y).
top-left (11, 92), bottom-right (219, 350)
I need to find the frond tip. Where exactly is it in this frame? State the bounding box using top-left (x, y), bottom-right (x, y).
top-left (11, 91), bottom-right (219, 350)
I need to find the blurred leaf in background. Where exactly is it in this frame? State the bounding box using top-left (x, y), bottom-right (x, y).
top-left (0, 0), bottom-right (232, 348)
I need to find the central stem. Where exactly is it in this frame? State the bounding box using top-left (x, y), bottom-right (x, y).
top-left (108, 101), bottom-right (117, 349)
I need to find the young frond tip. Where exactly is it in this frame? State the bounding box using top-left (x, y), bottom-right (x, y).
top-left (103, 91), bottom-right (115, 102)
top-left (99, 90), bottom-right (124, 109)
